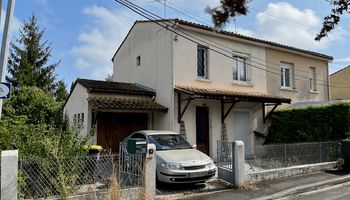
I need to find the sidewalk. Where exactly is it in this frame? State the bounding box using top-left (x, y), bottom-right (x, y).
top-left (156, 170), bottom-right (350, 200)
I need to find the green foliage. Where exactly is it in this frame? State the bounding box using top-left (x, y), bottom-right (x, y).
top-left (265, 103), bottom-right (350, 144)
top-left (3, 86), bottom-right (61, 126)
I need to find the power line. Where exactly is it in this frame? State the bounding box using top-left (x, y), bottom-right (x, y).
top-left (112, 0), bottom-right (350, 88)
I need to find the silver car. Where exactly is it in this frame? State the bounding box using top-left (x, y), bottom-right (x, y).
top-left (127, 130), bottom-right (216, 184)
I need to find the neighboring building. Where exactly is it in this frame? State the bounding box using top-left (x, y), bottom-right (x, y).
top-left (330, 66), bottom-right (350, 100)
top-left (64, 19), bottom-right (333, 158)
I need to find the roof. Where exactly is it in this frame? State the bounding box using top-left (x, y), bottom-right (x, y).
top-left (112, 19), bottom-right (333, 61)
top-left (89, 97), bottom-right (168, 112)
top-left (330, 65), bottom-right (350, 76)
top-left (173, 19), bottom-right (333, 61)
top-left (175, 85), bottom-right (291, 104)
top-left (76, 78), bottom-right (156, 96)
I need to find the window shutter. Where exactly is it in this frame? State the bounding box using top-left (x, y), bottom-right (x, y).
top-left (246, 58), bottom-right (252, 84)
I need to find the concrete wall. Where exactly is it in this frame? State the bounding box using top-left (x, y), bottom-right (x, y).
top-left (330, 67), bottom-right (350, 100)
top-left (246, 162), bottom-right (337, 184)
top-left (266, 48), bottom-right (329, 105)
top-left (63, 83), bottom-right (90, 138)
top-left (113, 22), bottom-right (174, 131)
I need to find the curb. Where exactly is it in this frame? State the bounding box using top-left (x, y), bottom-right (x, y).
top-left (251, 174), bottom-right (350, 200)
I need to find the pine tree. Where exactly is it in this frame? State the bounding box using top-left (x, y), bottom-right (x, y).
top-left (55, 80), bottom-right (69, 103)
top-left (7, 14), bottom-right (59, 94)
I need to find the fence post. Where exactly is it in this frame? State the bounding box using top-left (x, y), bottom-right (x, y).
top-left (144, 144), bottom-right (156, 200)
top-left (319, 143), bottom-right (322, 163)
top-left (1, 150), bottom-right (18, 200)
top-left (232, 141), bottom-right (245, 187)
top-left (284, 144), bottom-right (287, 167)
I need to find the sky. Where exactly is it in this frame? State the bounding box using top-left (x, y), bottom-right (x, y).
top-left (1, 0), bottom-right (350, 88)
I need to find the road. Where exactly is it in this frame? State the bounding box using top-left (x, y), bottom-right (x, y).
top-left (282, 182), bottom-right (350, 200)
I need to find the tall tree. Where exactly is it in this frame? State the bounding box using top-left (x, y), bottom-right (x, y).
top-left (7, 14), bottom-right (59, 93)
top-left (54, 80), bottom-right (69, 103)
top-left (209, 0), bottom-right (349, 41)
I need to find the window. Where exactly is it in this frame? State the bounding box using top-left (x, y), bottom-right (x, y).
top-left (136, 55), bottom-right (141, 66)
top-left (197, 46), bottom-right (208, 79)
top-left (81, 113), bottom-right (84, 123)
top-left (73, 114), bottom-right (77, 125)
top-left (281, 63), bottom-right (293, 88)
top-left (233, 56), bottom-right (247, 82)
top-left (309, 67), bottom-right (317, 91)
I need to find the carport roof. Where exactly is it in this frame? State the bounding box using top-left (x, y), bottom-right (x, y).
top-left (89, 97), bottom-right (168, 112)
top-left (77, 78), bottom-right (156, 96)
top-left (175, 85), bottom-right (291, 104)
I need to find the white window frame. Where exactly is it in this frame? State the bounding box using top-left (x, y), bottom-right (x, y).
top-left (233, 56), bottom-right (248, 83)
top-left (309, 67), bottom-right (317, 91)
top-left (197, 46), bottom-right (209, 79)
top-left (280, 62), bottom-right (293, 89)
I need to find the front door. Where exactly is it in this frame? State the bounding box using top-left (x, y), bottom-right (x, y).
top-left (233, 111), bottom-right (252, 153)
top-left (196, 106), bottom-right (210, 155)
top-left (97, 112), bottom-right (148, 152)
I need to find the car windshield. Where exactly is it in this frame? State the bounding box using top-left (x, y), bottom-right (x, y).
top-left (148, 134), bottom-right (192, 151)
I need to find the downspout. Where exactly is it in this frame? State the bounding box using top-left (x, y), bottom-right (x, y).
top-left (327, 60), bottom-right (331, 101)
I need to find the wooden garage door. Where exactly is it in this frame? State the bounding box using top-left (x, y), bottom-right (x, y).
top-left (97, 112), bottom-right (148, 152)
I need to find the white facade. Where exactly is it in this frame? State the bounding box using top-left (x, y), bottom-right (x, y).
top-left (111, 20), bottom-right (331, 159)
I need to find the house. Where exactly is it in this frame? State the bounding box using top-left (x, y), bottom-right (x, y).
top-left (330, 65), bottom-right (350, 100)
top-left (64, 19), bottom-right (332, 158)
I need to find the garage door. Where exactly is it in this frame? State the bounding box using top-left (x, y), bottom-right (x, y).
top-left (233, 111), bottom-right (252, 150)
top-left (97, 112), bottom-right (148, 152)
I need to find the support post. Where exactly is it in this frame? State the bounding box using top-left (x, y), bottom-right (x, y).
top-left (144, 144), bottom-right (156, 200)
top-left (232, 141), bottom-right (245, 187)
top-left (1, 150), bottom-right (18, 200)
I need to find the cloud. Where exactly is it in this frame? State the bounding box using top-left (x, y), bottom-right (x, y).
top-left (254, 2), bottom-right (346, 50)
top-left (1, 9), bottom-right (22, 36)
top-left (71, 5), bottom-right (134, 80)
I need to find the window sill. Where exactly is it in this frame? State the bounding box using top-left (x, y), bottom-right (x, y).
top-left (232, 81), bottom-right (253, 87)
top-left (309, 90), bottom-right (319, 94)
top-left (280, 87), bottom-right (298, 92)
top-left (195, 78), bottom-right (211, 83)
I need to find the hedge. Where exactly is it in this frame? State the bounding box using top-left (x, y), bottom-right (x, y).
top-left (265, 103), bottom-right (350, 144)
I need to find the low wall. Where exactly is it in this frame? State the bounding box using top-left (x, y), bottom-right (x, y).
top-left (246, 161), bottom-right (337, 184)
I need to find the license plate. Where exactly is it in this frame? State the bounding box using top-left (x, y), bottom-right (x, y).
top-left (188, 172), bottom-right (206, 178)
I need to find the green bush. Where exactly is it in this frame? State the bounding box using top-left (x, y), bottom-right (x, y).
top-left (265, 103), bottom-right (350, 144)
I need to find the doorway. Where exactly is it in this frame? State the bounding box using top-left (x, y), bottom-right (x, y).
top-left (196, 106), bottom-right (210, 155)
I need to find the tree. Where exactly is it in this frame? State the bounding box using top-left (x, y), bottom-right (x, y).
top-left (55, 80), bottom-right (69, 103)
top-left (316, 0), bottom-right (350, 41)
top-left (208, 0), bottom-right (249, 29)
top-left (209, 0), bottom-right (349, 41)
top-left (105, 74), bottom-right (113, 82)
top-left (7, 14), bottom-right (59, 93)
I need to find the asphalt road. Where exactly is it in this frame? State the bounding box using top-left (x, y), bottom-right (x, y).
top-left (283, 182), bottom-right (350, 200)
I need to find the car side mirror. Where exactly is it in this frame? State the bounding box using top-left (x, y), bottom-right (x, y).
top-left (192, 144), bottom-right (197, 149)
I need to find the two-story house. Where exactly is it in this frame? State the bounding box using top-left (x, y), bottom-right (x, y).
top-left (330, 66), bottom-right (350, 100)
top-left (64, 19), bottom-right (332, 158)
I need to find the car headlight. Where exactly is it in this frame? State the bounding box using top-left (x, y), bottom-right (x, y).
top-left (160, 162), bottom-right (184, 170)
top-left (206, 160), bottom-right (216, 168)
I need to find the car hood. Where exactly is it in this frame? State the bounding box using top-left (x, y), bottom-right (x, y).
top-left (156, 149), bottom-right (211, 165)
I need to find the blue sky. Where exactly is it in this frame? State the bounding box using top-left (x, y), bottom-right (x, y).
top-left (1, 0), bottom-right (350, 87)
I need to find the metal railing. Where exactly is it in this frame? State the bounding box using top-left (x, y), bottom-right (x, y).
top-left (217, 141), bottom-right (341, 173)
top-left (246, 141), bottom-right (341, 172)
top-left (217, 141), bottom-right (233, 170)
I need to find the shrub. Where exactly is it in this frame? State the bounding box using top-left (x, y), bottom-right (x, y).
top-left (265, 103), bottom-right (350, 144)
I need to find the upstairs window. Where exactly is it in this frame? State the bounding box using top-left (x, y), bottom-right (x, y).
top-left (309, 67), bottom-right (317, 91)
top-left (197, 46), bottom-right (208, 79)
top-left (281, 63), bottom-right (293, 88)
top-left (233, 56), bottom-right (247, 82)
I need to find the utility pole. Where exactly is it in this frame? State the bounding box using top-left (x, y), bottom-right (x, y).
top-left (0, 0), bottom-right (16, 119)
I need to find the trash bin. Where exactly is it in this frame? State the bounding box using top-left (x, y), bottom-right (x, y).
top-left (341, 139), bottom-right (350, 170)
top-left (82, 145), bottom-right (103, 183)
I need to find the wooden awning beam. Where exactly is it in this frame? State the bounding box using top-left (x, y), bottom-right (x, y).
top-left (262, 103), bottom-right (280, 124)
top-left (221, 99), bottom-right (239, 123)
top-left (177, 93), bottom-right (193, 123)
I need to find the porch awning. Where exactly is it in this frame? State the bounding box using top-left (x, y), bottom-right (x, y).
top-left (89, 97), bottom-right (168, 112)
top-left (175, 85), bottom-right (291, 104)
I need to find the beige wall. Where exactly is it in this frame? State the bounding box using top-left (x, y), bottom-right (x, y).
top-left (113, 22), bottom-right (175, 130)
top-left (266, 48), bottom-right (329, 104)
top-left (173, 27), bottom-right (267, 93)
top-left (330, 67), bottom-right (350, 100)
